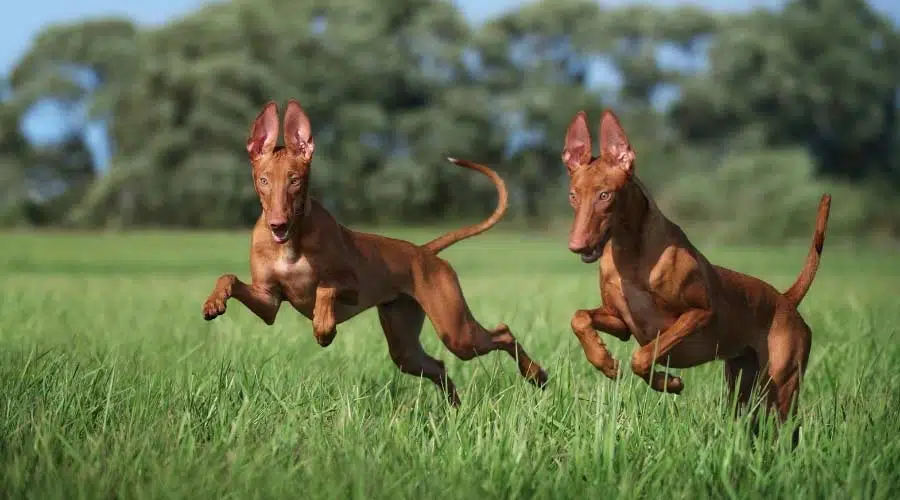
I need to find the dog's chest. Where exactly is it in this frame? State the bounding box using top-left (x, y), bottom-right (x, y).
top-left (272, 255), bottom-right (318, 307)
top-left (605, 273), bottom-right (675, 345)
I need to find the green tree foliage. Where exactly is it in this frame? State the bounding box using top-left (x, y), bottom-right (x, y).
top-left (0, 86), bottom-right (31, 225)
top-left (2, 0), bottom-right (898, 240)
top-left (671, 0), bottom-right (900, 182)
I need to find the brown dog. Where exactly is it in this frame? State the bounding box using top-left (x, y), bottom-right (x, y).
top-left (561, 109), bottom-right (830, 427)
top-left (202, 99), bottom-right (548, 406)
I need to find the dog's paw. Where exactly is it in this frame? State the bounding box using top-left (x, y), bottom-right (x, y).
top-left (312, 314), bottom-right (337, 346)
top-left (522, 362), bottom-right (549, 389)
top-left (532, 367), bottom-right (550, 389)
top-left (645, 371), bottom-right (684, 394)
top-left (597, 357), bottom-right (620, 381)
top-left (664, 376), bottom-right (684, 394)
top-left (202, 295), bottom-right (227, 321)
top-left (315, 329), bottom-right (337, 348)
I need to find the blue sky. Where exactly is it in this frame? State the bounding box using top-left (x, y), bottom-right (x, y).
top-left (3, 0), bottom-right (898, 168)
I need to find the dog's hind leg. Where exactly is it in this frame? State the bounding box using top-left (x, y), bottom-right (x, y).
top-left (759, 317), bottom-right (811, 448)
top-left (766, 319), bottom-right (811, 420)
top-left (410, 263), bottom-right (548, 389)
top-left (482, 322), bottom-right (549, 387)
top-left (724, 347), bottom-right (761, 417)
top-left (760, 366), bottom-right (804, 449)
top-left (378, 294), bottom-right (460, 406)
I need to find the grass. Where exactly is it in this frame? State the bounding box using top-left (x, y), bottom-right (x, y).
top-left (1, 229), bottom-right (899, 499)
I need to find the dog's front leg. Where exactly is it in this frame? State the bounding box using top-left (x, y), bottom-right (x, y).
top-left (203, 274), bottom-right (281, 325)
top-left (571, 306), bottom-right (630, 380)
top-left (311, 267), bottom-right (360, 348)
top-left (630, 308), bottom-right (712, 394)
top-left (312, 285), bottom-right (339, 347)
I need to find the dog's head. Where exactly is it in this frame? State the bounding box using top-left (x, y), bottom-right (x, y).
top-left (562, 109), bottom-right (635, 263)
top-left (246, 100), bottom-right (315, 244)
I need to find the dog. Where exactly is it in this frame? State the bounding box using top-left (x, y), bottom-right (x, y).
top-left (561, 109), bottom-right (830, 429)
top-left (202, 99), bottom-right (548, 406)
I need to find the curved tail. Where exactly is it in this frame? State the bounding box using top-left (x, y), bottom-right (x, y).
top-left (423, 157), bottom-right (509, 254)
top-left (783, 194), bottom-right (832, 306)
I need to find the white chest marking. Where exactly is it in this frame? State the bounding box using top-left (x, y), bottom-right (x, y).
top-left (274, 254), bottom-right (315, 282)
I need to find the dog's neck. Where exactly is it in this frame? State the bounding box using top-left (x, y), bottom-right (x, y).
top-left (610, 177), bottom-right (654, 253)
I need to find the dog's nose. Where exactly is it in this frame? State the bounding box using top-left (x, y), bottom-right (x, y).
top-left (269, 221), bottom-right (288, 233)
top-left (568, 239), bottom-right (588, 253)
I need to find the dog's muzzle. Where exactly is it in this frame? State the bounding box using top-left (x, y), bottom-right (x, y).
top-left (579, 230), bottom-right (611, 264)
top-left (270, 222), bottom-right (292, 243)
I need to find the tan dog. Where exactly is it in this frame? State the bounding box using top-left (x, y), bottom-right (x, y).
top-left (561, 109), bottom-right (830, 429)
top-left (202, 100), bottom-right (548, 406)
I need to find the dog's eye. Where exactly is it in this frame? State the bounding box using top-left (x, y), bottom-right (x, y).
top-left (258, 177), bottom-right (269, 186)
top-left (290, 177), bottom-right (302, 186)
top-left (598, 191), bottom-right (610, 201)
top-left (568, 191), bottom-right (577, 203)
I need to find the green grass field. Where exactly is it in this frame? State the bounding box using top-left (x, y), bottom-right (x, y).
top-left (1, 229), bottom-right (898, 499)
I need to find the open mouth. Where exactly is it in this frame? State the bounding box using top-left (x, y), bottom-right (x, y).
top-left (271, 224), bottom-right (292, 244)
top-left (579, 230), bottom-right (611, 264)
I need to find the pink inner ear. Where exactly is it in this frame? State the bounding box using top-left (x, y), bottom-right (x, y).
top-left (248, 130), bottom-right (269, 156)
top-left (564, 140), bottom-right (588, 162)
top-left (564, 113), bottom-right (592, 166)
top-left (287, 112), bottom-right (310, 138)
top-left (247, 104), bottom-right (279, 158)
top-left (284, 102), bottom-right (314, 157)
top-left (603, 138), bottom-right (633, 165)
top-left (599, 113), bottom-right (634, 168)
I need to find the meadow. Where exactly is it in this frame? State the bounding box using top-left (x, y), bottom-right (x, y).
top-left (1, 229), bottom-right (898, 499)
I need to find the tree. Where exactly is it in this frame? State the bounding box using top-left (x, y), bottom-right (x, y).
top-left (0, 87), bottom-right (31, 225)
top-left (468, 0), bottom-right (610, 222)
top-left (602, 5), bottom-right (719, 110)
top-left (3, 0), bottom-right (898, 240)
top-left (7, 19), bottom-right (138, 225)
top-left (66, 0), bottom-right (481, 226)
top-left (671, 0), bottom-right (900, 182)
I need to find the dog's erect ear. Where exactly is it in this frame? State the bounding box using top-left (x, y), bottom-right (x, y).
top-left (562, 111), bottom-right (592, 175)
top-left (599, 110), bottom-right (635, 177)
top-left (283, 99), bottom-right (315, 162)
top-left (247, 101), bottom-right (279, 161)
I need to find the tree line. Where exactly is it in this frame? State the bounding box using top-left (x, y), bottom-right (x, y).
top-left (2, 0), bottom-right (899, 242)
